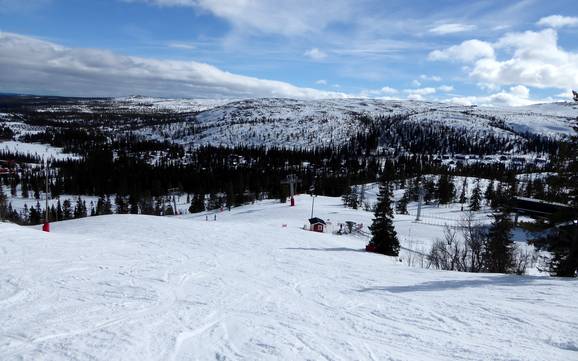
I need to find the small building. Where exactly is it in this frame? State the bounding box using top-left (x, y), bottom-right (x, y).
top-left (309, 217), bottom-right (326, 233)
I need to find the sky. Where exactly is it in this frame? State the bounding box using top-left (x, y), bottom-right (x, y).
top-left (0, 0), bottom-right (577, 105)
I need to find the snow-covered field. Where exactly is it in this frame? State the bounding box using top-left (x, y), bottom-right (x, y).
top-left (1, 195), bottom-right (576, 360)
top-left (0, 140), bottom-right (78, 161)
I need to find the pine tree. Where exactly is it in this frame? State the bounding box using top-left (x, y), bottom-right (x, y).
top-left (129, 194), bottom-right (139, 214)
top-left (63, 199), bottom-right (72, 219)
top-left (395, 189), bottom-right (409, 215)
top-left (483, 211), bottom-right (514, 273)
top-left (358, 184), bottom-right (366, 207)
top-left (56, 200), bottom-right (63, 221)
top-left (188, 194), bottom-right (205, 213)
top-left (115, 195), bottom-right (128, 214)
top-left (102, 195), bottom-right (112, 215)
top-left (470, 181), bottom-right (482, 211)
top-left (74, 197), bottom-right (87, 218)
top-left (459, 178), bottom-right (468, 204)
top-left (484, 180), bottom-right (495, 205)
top-left (341, 186), bottom-right (359, 209)
top-left (95, 196), bottom-right (105, 215)
top-left (424, 179), bottom-right (435, 204)
top-left (21, 181), bottom-right (29, 198)
top-left (164, 204), bottom-right (175, 216)
top-left (29, 205), bottom-right (41, 225)
top-left (368, 181), bottom-right (400, 256)
top-left (436, 174), bottom-right (454, 204)
top-left (0, 182), bottom-right (6, 221)
top-left (491, 182), bottom-right (504, 210)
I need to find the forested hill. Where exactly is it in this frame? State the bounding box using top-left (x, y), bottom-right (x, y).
top-left (1, 96), bottom-right (576, 151)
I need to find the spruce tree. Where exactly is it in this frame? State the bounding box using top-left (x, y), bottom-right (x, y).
top-left (115, 195), bottom-right (128, 214)
top-left (483, 211), bottom-right (514, 273)
top-left (484, 181), bottom-right (495, 205)
top-left (436, 174), bottom-right (454, 204)
top-left (396, 189), bottom-right (409, 215)
top-left (63, 199), bottom-right (72, 219)
top-left (29, 206), bottom-right (41, 225)
top-left (470, 181), bottom-right (482, 211)
top-left (368, 182), bottom-right (400, 256)
top-left (0, 182), bottom-right (6, 221)
top-left (104, 196), bottom-right (113, 215)
top-left (188, 194), bottom-right (205, 213)
top-left (21, 181), bottom-right (29, 198)
top-left (459, 178), bottom-right (468, 205)
top-left (56, 200), bottom-right (63, 221)
top-left (129, 194), bottom-right (139, 214)
top-left (341, 187), bottom-right (359, 209)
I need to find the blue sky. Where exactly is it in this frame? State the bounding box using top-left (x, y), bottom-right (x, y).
top-left (0, 0), bottom-right (577, 105)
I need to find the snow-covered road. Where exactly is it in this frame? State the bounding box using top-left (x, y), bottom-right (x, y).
top-left (1, 197), bottom-right (577, 360)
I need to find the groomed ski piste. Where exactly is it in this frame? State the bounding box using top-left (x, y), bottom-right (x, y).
top-left (1, 194), bottom-right (577, 360)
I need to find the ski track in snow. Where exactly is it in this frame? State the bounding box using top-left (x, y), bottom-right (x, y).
top-left (1, 195), bottom-right (577, 360)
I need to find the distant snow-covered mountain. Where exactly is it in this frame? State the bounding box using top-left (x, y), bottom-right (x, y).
top-left (2, 95), bottom-right (576, 150)
top-left (131, 97), bottom-right (577, 148)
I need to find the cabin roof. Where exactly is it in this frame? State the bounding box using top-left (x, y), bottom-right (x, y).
top-left (308, 217), bottom-right (326, 225)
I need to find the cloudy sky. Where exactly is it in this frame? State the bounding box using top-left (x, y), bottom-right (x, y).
top-left (0, 0), bottom-right (577, 105)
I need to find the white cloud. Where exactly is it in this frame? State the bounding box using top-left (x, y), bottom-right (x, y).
top-left (420, 74), bottom-right (442, 82)
top-left (537, 15), bottom-right (578, 28)
top-left (428, 39), bottom-right (495, 62)
top-left (430, 28), bottom-right (578, 90)
top-left (470, 29), bottom-right (578, 89)
top-left (437, 85), bottom-right (454, 93)
top-left (357, 86), bottom-right (399, 98)
top-left (130, 0), bottom-right (353, 36)
top-left (412, 79), bottom-right (422, 87)
top-left (380, 86), bottom-right (398, 94)
top-left (429, 23), bottom-right (476, 35)
top-left (167, 41), bottom-right (196, 50)
top-left (304, 48), bottom-right (328, 60)
top-left (0, 32), bottom-right (347, 99)
top-left (448, 85), bottom-right (537, 107)
top-left (555, 90), bottom-right (574, 99)
top-left (404, 87), bottom-right (436, 100)
top-left (315, 79), bottom-right (327, 85)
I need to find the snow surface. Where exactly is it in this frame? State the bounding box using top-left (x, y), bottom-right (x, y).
top-left (1, 194), bottom-right (577, 360)
top-left (113, 96), bottom-right (235, 113)
top-left (0, 140), bottom-right (78, 161)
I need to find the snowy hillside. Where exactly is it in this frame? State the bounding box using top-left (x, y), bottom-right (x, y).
top-left (1, 195), bottom-right (577, 361)
top-left (136, 98), bottom-right (577, 148)
top-left (2, 96), bottom-right (576, 150)
top-left (113, 96), bottom-right (235, 113)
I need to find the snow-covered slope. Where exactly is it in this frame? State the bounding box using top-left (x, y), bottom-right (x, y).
top-left (1, 195), bottom-right (576, 360)
top-left (113, 96), bottom-right (234, 113)
top-left (136, 98), bottom-right (577, 148)
top-left (3, 96), bottom-right (576, 150)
